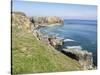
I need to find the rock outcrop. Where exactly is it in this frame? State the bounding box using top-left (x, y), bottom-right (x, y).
top-left (11, 12), bottom-right (33, 32)
top-left (32, 30), bottom-right (63, 47)
top-left (12, 12), bottom-right (63, 31)
top-left (30, 16), bottom-right (63, 27)
top-left (34, 29), bottom-right (94, 70)
top-left (62, 48), bottom-right (93, 70)
top-left (47, 16), bottom-right (63, 24)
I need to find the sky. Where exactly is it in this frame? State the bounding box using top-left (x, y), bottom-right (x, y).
top-left (12, 0), bottom-right (97, 20)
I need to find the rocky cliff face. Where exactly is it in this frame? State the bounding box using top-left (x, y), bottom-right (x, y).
top-left (79, 52), bottom-right (93, 70)
top-left (11, 11), bottom-right (64, 48)
top-left (11, 12), bottom-right (32, 31)
top-left (12, 12), bottom-right (63, 31)
top-left (30, 16), bottom-right (63, 26)
top-left (62, 48), bottom-right (93, 70)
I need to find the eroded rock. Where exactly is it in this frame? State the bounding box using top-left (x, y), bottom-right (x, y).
top-left (63, 48), bottom-right (93, 70)
top-left (30, 16), bottom-right (63, 27)
top-left (11, 12), bottom-right (32, 31)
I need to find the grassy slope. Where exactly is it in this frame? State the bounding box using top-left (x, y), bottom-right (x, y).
top-left (12, 26), bottom-right (82, 74)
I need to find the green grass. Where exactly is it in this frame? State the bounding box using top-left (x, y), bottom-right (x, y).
top-left (12, 26), bottom-right (82, 74)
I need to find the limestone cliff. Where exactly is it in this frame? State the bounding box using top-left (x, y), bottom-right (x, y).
top-left (12, 12), bottom-right (63, 31)
top-left (11, 12), bottom-right (32, 31)
top-left (30, 16), bottom-right (63, 26)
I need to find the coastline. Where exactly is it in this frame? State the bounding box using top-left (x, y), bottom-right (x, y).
top-left (42, 23), bottom-right (63, 27)
top-left (12, 12), bottom-right (96, 72)
top-left (32, 22), bottom-right (95, 70)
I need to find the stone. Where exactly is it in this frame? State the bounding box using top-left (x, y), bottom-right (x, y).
top-left (63, 48), bottom-right (93, 70)
top-left (30, 16), bottom-right (63, 27)
top-left (11, 12), bottom-right (32, 31)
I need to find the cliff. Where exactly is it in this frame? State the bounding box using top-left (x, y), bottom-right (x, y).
top-left (12, 12), bottom-right (63, 31)
top-left (62, 48), bottom-right (93, 70)
top-left (30, 16), bottom-right (63, 27)
top-left (12, 12), bottom-right (32, 32)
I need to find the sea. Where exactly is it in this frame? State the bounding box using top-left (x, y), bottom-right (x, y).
top-left (38, 19), bottom-right (97, 66)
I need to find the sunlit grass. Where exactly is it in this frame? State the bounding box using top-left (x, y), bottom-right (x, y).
top-left (12, 26), bottom-right (82, 74)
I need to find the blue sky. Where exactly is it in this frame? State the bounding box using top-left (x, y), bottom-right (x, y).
top-left (12, 0), bottom-right (97, 20)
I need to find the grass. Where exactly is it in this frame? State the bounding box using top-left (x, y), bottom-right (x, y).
top-left (12, 26), bottom-right (82, 74)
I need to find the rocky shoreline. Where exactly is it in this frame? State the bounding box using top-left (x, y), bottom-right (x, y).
top-left (31, 17), bottom-right (95, 70)
top-left (32, 28), bottom-right (94, 70)
top-left (12, 12), bottom-right (96, 70)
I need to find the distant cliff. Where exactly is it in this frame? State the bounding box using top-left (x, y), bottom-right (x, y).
top-left (30, 16), bottom-right (63, 27)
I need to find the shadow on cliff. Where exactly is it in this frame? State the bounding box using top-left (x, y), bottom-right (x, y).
top-left (55, 45), bottom-right (79, 61)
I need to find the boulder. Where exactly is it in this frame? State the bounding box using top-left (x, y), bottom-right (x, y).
top-left (48, 36), bottom-right (63, 48)
top-left (62, 48), bottom-right (93, 70)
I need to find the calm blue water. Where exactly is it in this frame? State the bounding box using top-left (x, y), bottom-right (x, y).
top-left (39, 19), bottom-right (97, 65)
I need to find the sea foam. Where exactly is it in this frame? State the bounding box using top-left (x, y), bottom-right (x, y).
top-left (64, 39), bottom-right (75, 42)
top-left (67, 46), bottom-right (82, 50)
